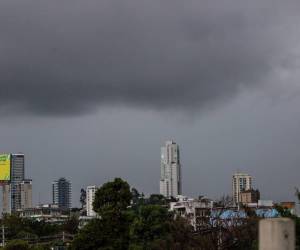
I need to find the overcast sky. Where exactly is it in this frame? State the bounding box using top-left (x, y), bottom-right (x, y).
top-left (1, 0), bottom-right (300, 206)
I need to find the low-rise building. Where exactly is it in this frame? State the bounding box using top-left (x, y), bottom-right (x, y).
top-left (19, 204), bottom-right (69, 223)
top-left (280, 202), bottom-right (296, 215)
top-left (258, 200), bottom-right (273, 208)
top-left (241, 200), bottom-right (274, 209)
top-left (170, 196), bottom-right (212, 230)
top-left (78, 216), bottom-right (95, 229)
top-left (239, 189), bottom-right (260, 205)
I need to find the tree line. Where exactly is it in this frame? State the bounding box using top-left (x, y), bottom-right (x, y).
top-left (1, 178), bottom-right (300, 250)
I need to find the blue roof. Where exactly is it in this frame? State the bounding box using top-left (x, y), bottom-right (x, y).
top-left (211, 210), bottom-right (246, 219)
top-left (255, 209), bottom-right (279, 218)
top-left (211, 208), bottom-right (279, 219)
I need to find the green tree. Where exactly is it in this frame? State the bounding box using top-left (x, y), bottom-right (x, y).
top-left (147, 194), bottom-right (167, 206)
top-left (2, 215), bottom-right (29, 239)
top-left (72, 178), bottom-right (132, 250)
top-left (128, 204), bottom-right (203, 250)
top-left (62, 215), bottom-right (79, 234)
top-left (71, 218), bottom-right (105, 250)
top-left (131, 188), bottom-right (140, 206)
top-left (30, 245), bottom-right (51, 250)
top-left (93, 178), bottom-right (132, 217)
top-left (274, 204), bottom-right (293, 217)
top-left (129, 205), bottom-right (171, 249)
top-left (4, 239), bottom-right (30, 250)
top-left (72, 178), bottom-right (217, 250)
top-left (166, 217), bottom-right (199, 250)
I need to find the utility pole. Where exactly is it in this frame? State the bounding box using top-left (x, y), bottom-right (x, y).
top-left (2, 224), bottom-right (5, 247)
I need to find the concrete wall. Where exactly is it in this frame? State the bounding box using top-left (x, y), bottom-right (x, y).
top-left (259, 218), bottom-right (295, 250)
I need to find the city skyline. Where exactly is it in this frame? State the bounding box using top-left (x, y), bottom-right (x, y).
top-left (2, 145), bottom-right (296, 211)
top-left (1, 0), bottom-right (300, 206)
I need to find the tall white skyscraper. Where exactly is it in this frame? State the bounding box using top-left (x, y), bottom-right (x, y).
top-left (160, 141), bottom-right (182, 198)
top-left (232, 172), bottom-right (252, 205)
top-left (86, 185), bottom-right (97, 217)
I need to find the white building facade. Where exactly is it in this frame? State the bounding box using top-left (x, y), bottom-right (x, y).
top-left (20, 179), bottom-right (32, 210)
top-left (86, 185), bottom-right (97, 217)
top-left (232, 172), bottom-right (252, 205)
top-left (160, 141), bottom-right (182, 198)
top-left (170, 196), bottom-right (212, 230)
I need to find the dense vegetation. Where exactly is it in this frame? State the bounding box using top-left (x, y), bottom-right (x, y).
top-left (71, 178), bottom-right (201, 250)
top-left (71, 178), bottom-right (260, 250)
top-left (0, 214), bottom-right (78, 250)
top-left (1, 178), bottom-right (299, 250)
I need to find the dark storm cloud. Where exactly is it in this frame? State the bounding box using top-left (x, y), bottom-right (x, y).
top-left (0, 0), bottom-right (299, 115)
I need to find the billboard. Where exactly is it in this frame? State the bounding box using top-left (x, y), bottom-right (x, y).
top-left (0, 154), bottom-right (11, 181)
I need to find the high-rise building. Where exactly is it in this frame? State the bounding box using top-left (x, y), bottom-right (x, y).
top-left (2, 153), bottom-right (25, 213)
top-left (10, 154), bottom-right (25, 212)
top-left (52, 177), bottom-right (72, 210)
top-left (86, 185), bottom-right (97, 217)
top-left (20, 179), bottom-right (33, 210)
top-left (160, 140), bottom-right (182, 198)
top-left (232, 172), bottom-right (252, 205)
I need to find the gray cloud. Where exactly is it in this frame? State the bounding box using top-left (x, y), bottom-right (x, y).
top-left (0, 0), bottom-right (299, 115)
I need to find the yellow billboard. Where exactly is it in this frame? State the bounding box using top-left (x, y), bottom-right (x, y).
top-left (0, 154), bottom-right (11, 181)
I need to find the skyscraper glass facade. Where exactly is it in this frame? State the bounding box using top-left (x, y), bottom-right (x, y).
top-left (52, 177), bottom-right (72, 210)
